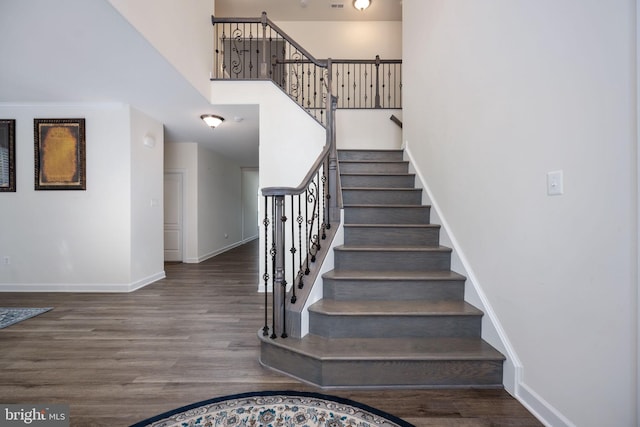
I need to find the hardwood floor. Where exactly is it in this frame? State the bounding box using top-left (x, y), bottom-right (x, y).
top-left (0, 241), bottom-right (543, 427)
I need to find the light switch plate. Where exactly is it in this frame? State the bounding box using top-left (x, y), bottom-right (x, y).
top-left (547, 170), bottom-right (563, 196)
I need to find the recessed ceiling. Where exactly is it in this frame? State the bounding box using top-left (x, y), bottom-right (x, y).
top-left (215, 0), bottom-right (402, 22)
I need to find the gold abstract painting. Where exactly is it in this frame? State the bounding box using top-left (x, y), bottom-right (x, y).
top-left (34, 119), bottom-right (85, 190)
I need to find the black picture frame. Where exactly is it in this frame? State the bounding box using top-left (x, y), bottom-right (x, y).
top-left (34, 118), bottom-right (86, 190)
top-left (0, 119), bottom-right (16, 192)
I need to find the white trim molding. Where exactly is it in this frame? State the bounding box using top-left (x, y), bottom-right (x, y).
top-left (0, 271), bottom-right (165, 293)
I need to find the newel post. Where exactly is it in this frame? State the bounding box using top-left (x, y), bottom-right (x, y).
top-left (374, 54), bottom-right (381, 109)
top-left (325, 58), bottom-right (340, 225)
top-left (260, 11), bottom-right (269, 78)
top-left (272, 195), bottom-right (288, 338)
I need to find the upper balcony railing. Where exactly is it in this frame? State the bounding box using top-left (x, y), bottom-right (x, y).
top-left (211, 12), bottom-right (402, 125)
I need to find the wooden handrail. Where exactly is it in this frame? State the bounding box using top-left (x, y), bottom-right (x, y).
top-left (212, 12), bottom-right (327, 69)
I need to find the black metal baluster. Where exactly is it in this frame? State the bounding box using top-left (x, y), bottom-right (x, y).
top-left (315, 171), bottom-right (322, 251)
top-left (269, 198), bottom-right (277, 339)
top-left (297, 194), bottom-right (305, 288)
top-left (262, 197), bottom-right (270, 337)
top-left (289, 195), bottom-right (297, 303)
top-left (321, 162), bottom-right (328, 237)
top-left (280, 200), bottom-right (288, 338)
top-left (304, 189), bottom-right (310, 275)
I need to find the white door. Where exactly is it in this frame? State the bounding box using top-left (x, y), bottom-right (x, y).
top-left (164, 172), bottom-right (183, 262)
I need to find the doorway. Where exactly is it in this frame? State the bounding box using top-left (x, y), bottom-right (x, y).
top-left (164, 171), bottom-right (184, 262)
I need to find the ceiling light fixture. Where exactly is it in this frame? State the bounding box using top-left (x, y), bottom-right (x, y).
top-left (201, 114), bottom-right (225, 128)
top-left (353, 0), bottom-right (370, 11)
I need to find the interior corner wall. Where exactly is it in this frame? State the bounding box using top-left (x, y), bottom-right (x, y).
top-left (130, 107), bottom-right (165, 289)
top-left (403, 1), bottom-right (636, 426)
top-left (241, 168), bottom-right (259, 242)
top-left (336, 109), bottom-right (403, 150)
top-left (0, 103), bottom-right (135, 291)
top-left (210, 80), bottom-right (325, 189)
top-left (164, 141), bottom-right (248, 264)
top-left (196, 145), bottom-right (244, 260)
top-left (107, 0), bottom-right (214, 99)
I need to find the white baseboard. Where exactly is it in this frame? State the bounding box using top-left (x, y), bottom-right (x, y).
top-left (128, 271), bottom-right (166, 292)
top-left (0, 270), bottom-right (166, 293)
top-left (517, 382), bottom-right (575, 427)
top-left (187, 236), bottom-right (258, 264)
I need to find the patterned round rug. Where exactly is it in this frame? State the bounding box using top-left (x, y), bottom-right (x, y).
top-left (130, 390), bottom-right (415, 427)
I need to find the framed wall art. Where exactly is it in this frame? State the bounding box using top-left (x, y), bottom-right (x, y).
top-left (0, 119), bottom-right (16, 192)
top-left (34, 118), bottom-right (86, 190)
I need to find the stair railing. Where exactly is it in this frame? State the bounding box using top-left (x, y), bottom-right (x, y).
top-left (211, 12), bottom-right (402, 124)
top-left (260, 95), bottom-right (338, 339)
top-left (210, 12), bottom-right (400, 339)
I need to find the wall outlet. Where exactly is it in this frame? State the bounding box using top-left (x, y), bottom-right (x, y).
top-left (2, 256), bottom-right (9, 265)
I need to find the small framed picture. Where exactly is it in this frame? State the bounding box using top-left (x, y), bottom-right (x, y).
top-left (0, 119), bottom-right (16, 192)
top-left (34, 118), bottom-right (86, 190)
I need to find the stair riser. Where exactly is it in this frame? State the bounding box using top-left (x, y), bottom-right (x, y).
top-left (342, 189), bottom-right (422, 205)
top-left (338, 150), bottom-right (404, 161)
top-left (321, 360), bottom-right (504, 387)
top-left (335, 249), bottom-right (451, 272)
top-left (340, 162), bottom-right (409, 174)
top-left (323, 279), bottom-right (465, 301)
top-left (340, 174), bottom-right (415, 188)
top-left (261, 343), bottom-right (503, 387)
top-left (345, 226), bottom-right (440, 247)
top-left (344, 206), bottom-right (431, 224)
top-left (309, 313), bottom-right (481, 338)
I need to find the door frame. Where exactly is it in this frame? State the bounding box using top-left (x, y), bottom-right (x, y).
top-left (164, 168), bottom-right (187, 263)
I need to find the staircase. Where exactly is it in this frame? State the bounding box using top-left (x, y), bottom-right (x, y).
top-left (260, 149), bottom-right (505, 388)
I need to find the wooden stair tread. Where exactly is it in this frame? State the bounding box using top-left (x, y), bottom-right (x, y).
top-left (340, 172), bottom-right (415, 176)
top-left (309, 299), bottom-right (483, 316)
top-left (344, 223), bottom-right (440, 229)
top-left (323, 269), bottom-right (465, 281)
top-left (343, 187), bottom-right (421, 191)
top-left (260, 333), bottom-right (505, 361)
top-left (335, 245), bottom-right (452, 253)
top-left (339, 159), bottom-right (408, 163)
top-left (344, 203), bottom-right (429, 208)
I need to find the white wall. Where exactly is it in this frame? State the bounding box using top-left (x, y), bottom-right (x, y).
top-left (275, 21), bottom-right (402, 59)
top-left (242, 168), bottom-right (259, 241)
top-left (197, 145), bottom-right (244, 259)
top-left (336, 109), bottom-right (402, 150)
top-left (210, 81), bottom-right (325, 189)
top-left (210, 80), bottom-right (326, 288)
top-left (165, 141), bottom-right (249, 263)
top-left (130, 107), bottom-right (165, 289)
top-left (0, 103), bottom-right (164, 292)
top-left (403, 1), bottom-right (636, 426)
top-left (108, 0), bottom-right (215, 99)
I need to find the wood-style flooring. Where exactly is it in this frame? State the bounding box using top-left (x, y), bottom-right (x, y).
top-left (0, 240), bottom-right (543, 427)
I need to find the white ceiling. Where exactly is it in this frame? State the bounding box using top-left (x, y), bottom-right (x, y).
top-left (0, 0), bottom-right (401, 168)
top-left (216, 0), bottom-right (402, 22)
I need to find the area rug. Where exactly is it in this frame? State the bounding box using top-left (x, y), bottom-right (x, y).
top-left (130, 390), bottom-right (415, 427)
top-left (0, 307), bottom-right (52, 329)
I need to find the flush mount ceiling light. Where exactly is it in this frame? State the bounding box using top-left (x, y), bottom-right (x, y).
top-left (353, 0), bottom-right (370, 11)
top-left (201, 114), bottom-right (225, 128)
